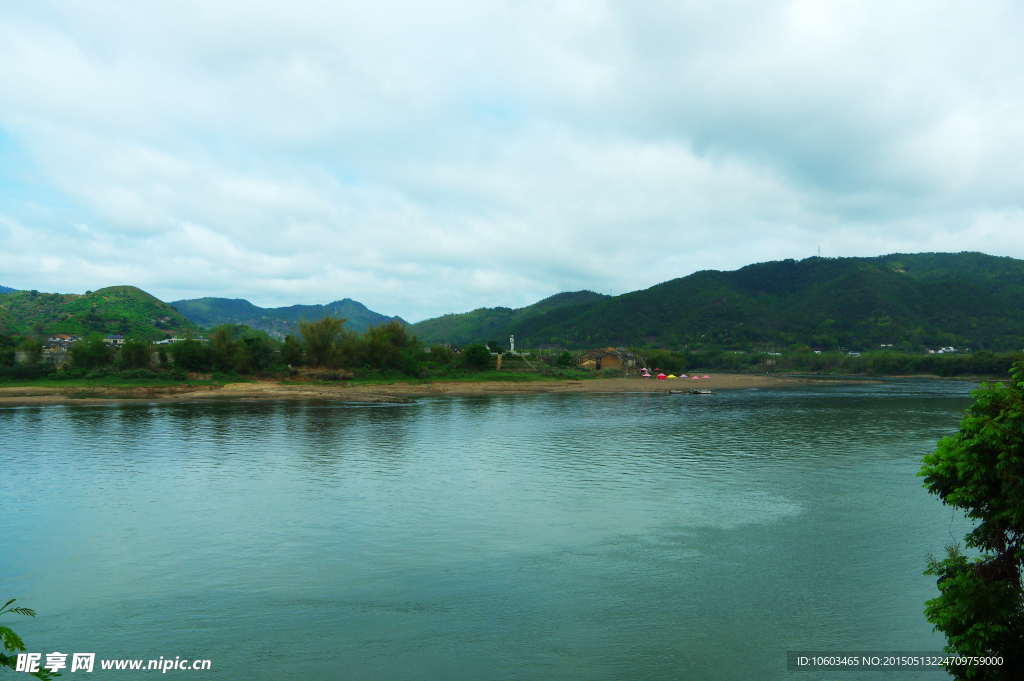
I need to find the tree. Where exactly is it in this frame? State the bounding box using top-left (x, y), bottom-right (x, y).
top-left (556, 350), bottom-right (574, 368)
top-left (298, 315), bottom-right (346, 367)
top-left (117, 339), bottom-right (150, 370)
top-left (464, 344), bottom-right (491, 369)
top-left (209, 325), bottom-right (238, 372)
top-left (281, 335), bottom-right (304, 366)
top-left (17, 339), bottom-right (43, 365)
top-left (70, 337), bottom-right (112, 369)
top-left (426, 344), bottom-right (454, 367)
top-left (239, 336), bottom-right (274, 373)
top-left (1, 599), bottom-right (58, 680)
top-left (919, 360), bottom-right (1024, 680)
top-left (168, 334), bottom-right (209, 372)
top-left (362, 320), bottom-right (419, 370)
top-left (646, 349), bottom-right (687, 374)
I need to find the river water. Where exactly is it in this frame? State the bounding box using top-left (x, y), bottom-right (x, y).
top-left (2, 380), bottom-right (977, 679)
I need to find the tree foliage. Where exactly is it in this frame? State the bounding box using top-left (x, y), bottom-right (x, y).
top-left (463, 344), bottom-right (491, 369)
top-left (117, 339), bottom-right (149, 370)
top-left (919, 361), bottom-right (1024, 680)
top-left (165, 326), bottom-right (278, 374)
top-left (0, 285), bottom-right (193, 340)
top-left (409, 291), bottom-right (609, 346)
top-left (16, 340), bottom-right (42, 365)
top-left (281, 335), bottom-right (304, 366)
top-left (409, 253), bottom-right (1024, 351)
top-left (70, 337), bottom-right (113, 369)
top-left (299, 315), bottom-right (347, 368)
top-left (1, 599), bottom-right (58, 680)
top-left (167, 334), bottom-right (209, 372)
top-left (644, 349), bottom-right (687, 373)
top-left (362, 320), bottom-right (419, 371)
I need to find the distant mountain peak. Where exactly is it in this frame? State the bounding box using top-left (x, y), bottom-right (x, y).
top-left (170, 296), bottom-right (404, 337)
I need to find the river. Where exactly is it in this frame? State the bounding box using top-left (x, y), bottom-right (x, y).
top-left (1, 380), bottom-right (976, 679)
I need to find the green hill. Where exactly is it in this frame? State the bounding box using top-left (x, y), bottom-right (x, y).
top-left (171, 297), bottom-right (405, 337)
top-left (0, 286), bottom-right (197, 340)
top-left (409, 291), bottom-right (611, 345)
top-left (0, 285), bottom-right (17, 294)
top-left (498, 252), bottom-right (1024, 351)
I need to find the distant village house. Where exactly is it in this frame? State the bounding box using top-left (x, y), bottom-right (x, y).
top-left (576, 347), bottom-right (639, 373)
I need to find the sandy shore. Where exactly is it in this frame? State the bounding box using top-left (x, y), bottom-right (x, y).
top-left (0, 374), bottom-right (873, 407)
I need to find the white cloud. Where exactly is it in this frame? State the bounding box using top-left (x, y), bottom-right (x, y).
top-left (0, 0), bottom-right (1022, 320)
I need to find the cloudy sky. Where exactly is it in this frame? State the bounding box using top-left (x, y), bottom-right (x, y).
top-left (1, 1), bottom-right (1022, 321)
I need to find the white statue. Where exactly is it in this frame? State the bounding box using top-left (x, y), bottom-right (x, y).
top-left (510, 335), bottom-right (515, 354)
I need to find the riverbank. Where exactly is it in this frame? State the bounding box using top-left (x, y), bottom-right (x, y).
top-left (0, 374), bottom-right (880, 407)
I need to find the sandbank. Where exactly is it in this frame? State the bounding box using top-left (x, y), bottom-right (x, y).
top-left (0, 374), bottom-right (875, 407)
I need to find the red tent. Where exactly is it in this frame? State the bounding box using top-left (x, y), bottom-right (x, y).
top-left (657, 373), bottom-right (667, 380)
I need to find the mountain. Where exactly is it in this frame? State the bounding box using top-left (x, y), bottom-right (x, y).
top-left (495, 252), bottom-right (1024, 351)
top-left (0, 286), bottom-right (196, 339)
top-left (409, 291), bottom-right (611, 346)
top-left (171, 297), bottom-right (405, 337)
top-left (0, 285), bottom-right (18, 294)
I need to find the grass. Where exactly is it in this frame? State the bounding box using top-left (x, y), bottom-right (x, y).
top-left (0, 375), bottom-right (257, 389)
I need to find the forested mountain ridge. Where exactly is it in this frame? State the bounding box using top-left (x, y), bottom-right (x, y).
top-left (171, 297), bottom-right (405, 336)
top-left (415, 253), bottom-right (1024, 351)
top-left (4, 252), bottom-right (1021, 351)
top-left (409, 291), bottom-right (610, 345)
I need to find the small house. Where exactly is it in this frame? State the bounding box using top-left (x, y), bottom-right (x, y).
top-left (577, 347), bottom-right (638, 373)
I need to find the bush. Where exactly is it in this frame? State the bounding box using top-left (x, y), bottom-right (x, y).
top-left (464, 344), bottom-right (492, 369)
top-left (396, 350), bottom-right (422, 376)
top-left (362, 320), bottom-right (419, 370)
top-left (71, 338), bottom-right (113, 369)
top-left (53, 367), bottom-right (87, 380)
top-left (426, 345), bottom-right (454, 367)
top-left (239, 336), bottom-right (275, 373)
top-left (282, 335), bottom-right (304, 366)
top-left (0, 364), bottom-right (56, 380)
top-left (118, 339), bottom-right (150, 370)
top-left (169, 338), bottom-right (209, 371)
top-left (18, 339), bottom-right (43, 365)
top-left (646, 349), bottom-right (687, 373)
top-left (118, 368), bottom-right (157, 380)
top-left (556, 351), bottom-right (574, 368)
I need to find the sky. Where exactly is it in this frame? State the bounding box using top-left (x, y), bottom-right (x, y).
top-left (1, 1), bottom-right (1023, 322)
